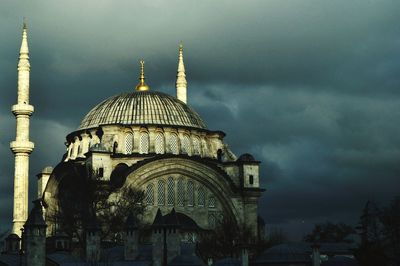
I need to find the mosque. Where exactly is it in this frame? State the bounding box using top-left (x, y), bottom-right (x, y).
top-left (0, 24), bottom-right (265, 265)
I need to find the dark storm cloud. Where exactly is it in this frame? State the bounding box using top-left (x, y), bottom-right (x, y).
top-left (1, 0), bottom-right (400, 239)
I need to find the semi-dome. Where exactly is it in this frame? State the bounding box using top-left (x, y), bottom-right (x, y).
top-left (78, 91), bottom-right (206, 130)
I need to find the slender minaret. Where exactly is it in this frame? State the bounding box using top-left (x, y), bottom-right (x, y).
top-left (175, 43), bottom-right (187, 103)
top-left (10, 22), bottom-right (35, 236)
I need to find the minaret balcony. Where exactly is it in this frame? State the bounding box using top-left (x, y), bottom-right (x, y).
top-left (10, 141), bottom-right (34, 154)
top-left (12, 104), bottom-right (34, 116)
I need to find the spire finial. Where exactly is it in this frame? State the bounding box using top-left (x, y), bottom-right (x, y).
top-left (135, 59), bottom-right (150, 91)
top-left (176, 43), bottom-right (187, 103)
top-left (20, 20), bottom-right (29, 56)
top-left (23, 17), bottom-right (27, 30)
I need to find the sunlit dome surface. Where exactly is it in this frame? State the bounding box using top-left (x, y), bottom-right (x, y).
top-left (78, 91), bottom-right (206, 130)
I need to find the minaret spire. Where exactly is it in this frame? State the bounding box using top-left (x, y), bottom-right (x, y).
top-left (135, 59), bottom-right (150, 91)
top-left (10, 22), bottom-right (35, 236)
top-left (176, 43), bottom-right (187, 103)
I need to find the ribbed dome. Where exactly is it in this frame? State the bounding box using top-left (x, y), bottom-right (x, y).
top-left (78, 91), bottom-right (206, 130)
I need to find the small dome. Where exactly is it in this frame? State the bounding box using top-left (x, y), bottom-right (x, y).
top-left (5, 233), bottom-right (20, 240)
top-left (322, 256), bottom-right (359, 266)
top-left (78, 91), bottom-right (206, 130)
top-left (237, 153), bottom-right (255, 162)
top-left (256, 243), bottom-right (310, 264)
top-left (213, 258), bottom-right (241, 266)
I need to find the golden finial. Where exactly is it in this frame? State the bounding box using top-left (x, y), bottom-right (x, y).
top-left (135, 59), bottom-right (150, 91)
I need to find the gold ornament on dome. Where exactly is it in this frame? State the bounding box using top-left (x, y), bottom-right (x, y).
top-left (135, 59), bottom-right (150, 91)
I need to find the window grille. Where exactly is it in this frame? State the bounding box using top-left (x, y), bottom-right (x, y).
top-left (139, 132), bottom-right (149, 154)
top-left (125, 132), bottom-right (133, 154)
top-left (158, 180), bottom-right (165, 206)
top-left (167, 177), bottom-right (175, 205)
top-left (146, 184), bottom-right (154, 205)
top-left (155, 132), bottom-right (165, 154)
top-left (187, 232), bottom-right (195, 243)
top-left (208, 214), bottom-right (216, 228)
top-left (170, 134), bottom-right (179, 154)
top-left (198, 186), bottom-right (205, 207)
top-left (177, 179), bottom-right (184, 206)
top-left (181, 135), bottom-right (191, 155)
top-left (192, 137), bottom-right (201, 155)
top-left (187, 181), bottom-right (194, 206)
top-left (209, 196), bottom-right (216, 208)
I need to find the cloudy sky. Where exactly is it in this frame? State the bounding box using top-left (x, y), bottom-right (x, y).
top-left (1, 0), bottom-right (399, 240)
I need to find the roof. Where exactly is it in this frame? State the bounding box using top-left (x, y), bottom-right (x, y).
top-left (237, 153), bottom-right (255, 162)
top-left (256, 243), bottom-right (310, 263)
top-left (0, 254), bottom-right (20, 266)
top-left (213, 258), bottom-right (241, 266)
top-left (152, 209), bottom-right (202, 230)
top-left (256, 242), bottom-right (356, 264)
top-left (322, 256), bottom-right (359, 266)
top-left (78, 91), bottom-right (206, 130)
top-left (169, 243), bottom-right (205, 266)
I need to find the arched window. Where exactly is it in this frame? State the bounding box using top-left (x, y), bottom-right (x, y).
top-left (158, 180), bottom-right (165, 206)
top-left (67, 143), bottom-right (73, 158)
top-left (177, 178), bottom-right (184, 206)
top-left (169, 134), bottom-right (179, 154)
top-left (167, 177), bottom-right (175, 206)
top-left (208, 195), bottom-right (216, 208)
top-left (125, 132), bottom-right (133, 154)
top-left (155, 132), bottom-right (165, 154)
top-left (187, 181), bottom-right (194, 206)
top-left (139, 132), bottom-right (149, 154)
top-left (181, 135), bottom-right (191, 155)
top-left (202, 139), bottom-right (208, 156)
top-left (198, 186), bottom-right (205, 207)
top-left (192, 137), bottom-right (201, 155)
top-left (208, 214), bottom-right (216, 228)
top-left (145, 184), bottom-right (154, 205)
top-left (70, 142), bottom-right (76, 157)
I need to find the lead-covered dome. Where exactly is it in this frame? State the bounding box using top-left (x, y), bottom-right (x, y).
top-left (78, 91), bottom-right (206, 130)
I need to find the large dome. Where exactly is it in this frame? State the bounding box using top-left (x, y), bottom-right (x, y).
top-left (78, 91), bottom-right (207, 130)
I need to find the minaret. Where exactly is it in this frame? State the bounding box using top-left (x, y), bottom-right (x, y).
top-left (10, 22), bottom-right (35, 236)
top-left (175, 43), bottom-right (187, 103)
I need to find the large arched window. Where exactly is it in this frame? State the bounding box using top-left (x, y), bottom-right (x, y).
top-left (192, 137), bottom-right (201, 155)
top-left (181, 135), bottom-right (191, 155)
top-left (145, 184), bottom-right (154, 205)
top-left (198, 186), bottom-right (205, 207)
top-left (155, 132), bottom-right (165, 154)
top-left (169, 134), bottom-right (179, 154)
top-left (139, 132), bottom-right (149, 154)
top-left (187, 181), bottom-right (194, 206)
top-left (125, 132), bottom-right (133, 154)
top-left (177, 178), bottom-right (184, 206)
top-left (167, 177), bottom-right (175, 206)
top-left (158, 180), bottom-right (165, 206)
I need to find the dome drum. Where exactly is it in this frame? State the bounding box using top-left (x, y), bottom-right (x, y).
top-left (64, 124), bottom-right (226, 162)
